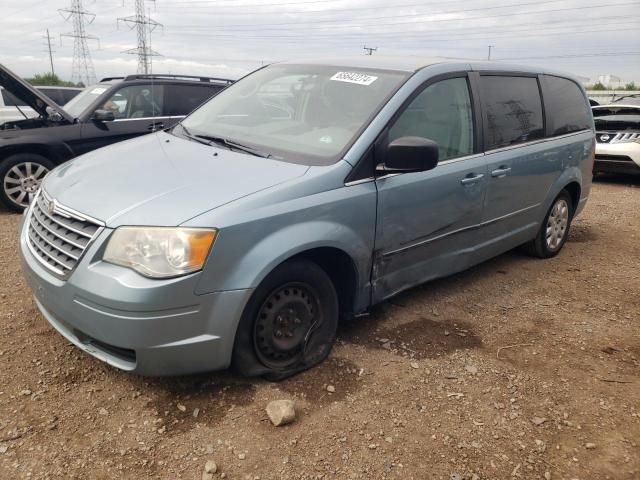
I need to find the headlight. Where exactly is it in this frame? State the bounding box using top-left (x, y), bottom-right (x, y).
top-left (103, 227), bottom-right (217, 278)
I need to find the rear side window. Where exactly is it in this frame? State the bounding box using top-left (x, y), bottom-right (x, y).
top-left (543, 76), bottom-right (592, 135)
top-left (164, 84), bottom-right (221, 116)
top-left (39, 88), bottom-right (64, 105)
top-left (61, 89), bottom-right (80, 104)
top-left (480, 76), bottom-right (544, 150)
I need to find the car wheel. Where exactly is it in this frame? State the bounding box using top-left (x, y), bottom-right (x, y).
top-left (524, 190), bottom-right (573, 258)
top-left (232, 259), bottom-right (338, 380)
top-left (0, 153), bottom-right (53, 212)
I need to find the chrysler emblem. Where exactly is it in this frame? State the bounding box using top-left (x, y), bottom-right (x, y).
top-left (600, 134), bottom-right (610, 142)
top-left (47, 200), bottom-right (56, 215)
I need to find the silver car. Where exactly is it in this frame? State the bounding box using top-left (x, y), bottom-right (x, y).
top-left (19, 57), bottom-right (595, 378)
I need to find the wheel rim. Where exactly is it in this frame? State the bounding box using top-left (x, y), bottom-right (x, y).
top-left (253, 282), bottom-right (321, 369)
top-left (545, 198), bottom-right (569, 251)
top-left (3, 162), bottom-right (49, 208)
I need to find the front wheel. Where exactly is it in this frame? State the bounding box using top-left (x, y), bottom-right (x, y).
top-left (232, 259), bottom-right (338, 380)
top-left (0, 153), bottom-right (53, 212)
top-left (524, 190), bottom-right (573, 258)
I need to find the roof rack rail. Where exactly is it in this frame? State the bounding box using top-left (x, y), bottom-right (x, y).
top-left (122, 74), bottom-right (234, 84)
top-left (99, 76), bottom-right (125, 82)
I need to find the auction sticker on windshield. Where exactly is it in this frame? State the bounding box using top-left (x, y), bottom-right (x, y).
top-left (330, 72), bottom-right (378, 86)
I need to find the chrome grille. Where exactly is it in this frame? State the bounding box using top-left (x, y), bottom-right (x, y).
top-left (26, 192), bottom-right (102, 277)
top-left (596, 131), bottom-right (640, 144)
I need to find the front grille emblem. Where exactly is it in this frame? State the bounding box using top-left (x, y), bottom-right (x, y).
top-left (600, 134), bottom-right (610, 142)
top-left (46, 199), bottom-right (56, 215)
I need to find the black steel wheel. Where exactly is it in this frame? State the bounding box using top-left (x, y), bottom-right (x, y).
top-left (232, 259), bottom-right (338, 380)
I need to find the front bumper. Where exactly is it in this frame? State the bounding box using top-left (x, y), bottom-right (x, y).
top-left (19, 213), bottom-right (252, 376)
top-left (594, 141), bottom-right (640, 175)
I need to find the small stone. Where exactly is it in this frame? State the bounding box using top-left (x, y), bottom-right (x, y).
top-left (19, 389), bottom-right (32, 396)
top-left (193, 408), bottom-right (200, 418)
top-left (443, 330), bottom-right (450, 336)
top-left (157, 425), bottom-right (166, 434)
top-left (204, 460), bottom-right (217, 473)
top-left (531, 416), bottom-right (547, 426)
top-left (465, 365), bottom-right (478, 375)
top-left (98, 407), bottom-right (108, 416)
top-left (385, 437), bottom-right (393, 443)
top-left (327, 385), bottom-right (336, 393)
top-left (585, 443), bottom-right (596, 450)
top-left (450, 474), bottom-right (462, 480)
top-left (544, 472), bottom-right (551, 480)
top-left (238, 453), bottom-right (246, 460)
top-left (368, 443), bottom-right (377, 449)
top-left (202, 474), bottom-right (213, 480)
top-left (410, 362), bottom-right (419, 369)
top-left (0, 445), bottom-right (8, 454)
top-left (266, 400), bottom-right (296, 427)
top-left (177, 404), bottom-right (187, 412)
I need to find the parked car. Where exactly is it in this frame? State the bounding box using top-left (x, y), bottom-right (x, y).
top-left (19, 57), bottom-right (594, 379)
top-left (592, 95), bottom-right (640, 175)
top-left (0, 85), bottom-right (81, 125)
top-left (0, 64), bottom-right (233, 210)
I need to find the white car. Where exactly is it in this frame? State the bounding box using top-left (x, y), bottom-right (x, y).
top-left (592, 95), bottom-right (640, 175)
top-left (0, 86), bottom-right (81, 125)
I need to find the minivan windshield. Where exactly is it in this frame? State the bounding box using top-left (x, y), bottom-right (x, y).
top-left (64, 84), bottom-right (111, 118)
top-left (179, 64), bottom-right (409, 165)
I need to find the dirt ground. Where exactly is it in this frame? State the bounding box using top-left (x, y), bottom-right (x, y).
top-left (0, 176), bottom-right (638, 480)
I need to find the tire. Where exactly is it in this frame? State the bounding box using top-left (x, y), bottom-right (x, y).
top-left (0, 153), bottom-right (54, 212)
top-left (524, 190), bottom-right (573, 258)
top-left (231, 259), bottom-right (339, 381)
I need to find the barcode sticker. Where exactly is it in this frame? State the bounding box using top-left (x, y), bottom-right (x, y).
top-left (90, 87), bottom-right (107, 94)
top-left (330, 72), bottom-right (378, 86)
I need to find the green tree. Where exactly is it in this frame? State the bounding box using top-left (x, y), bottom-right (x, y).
top-left (26, 72), bottom-right (82, 87)
top-left (625, 81), bottom-right (637, 91)
top-left (587, 82), bottom-right (607, 91)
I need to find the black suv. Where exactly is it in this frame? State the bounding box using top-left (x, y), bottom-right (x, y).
top-left (0, 64), bottom-right (232, 211)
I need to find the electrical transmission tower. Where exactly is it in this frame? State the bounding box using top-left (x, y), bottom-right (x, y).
top-left (118, 0), bottom-right (162, 74)
top-left (59, 0), bottom-right (98, 85)
top-left (363, 46), bottom-right (378, 56)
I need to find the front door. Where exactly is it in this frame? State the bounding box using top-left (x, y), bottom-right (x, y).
top-left (373, 75), bottom-right (487, 302)
top-left (78, 84), bottom-right (170, 155)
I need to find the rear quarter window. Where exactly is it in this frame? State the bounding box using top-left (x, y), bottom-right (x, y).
top-left (543, 76), bottom-right (592, 135)
top-left (480, 75), bottom-right (545, 150)
top-left (164, 84), bottom-right (222, 116)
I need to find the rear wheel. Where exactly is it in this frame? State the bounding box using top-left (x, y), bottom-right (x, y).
top-left (0, 153), bottom-right (53, 212)
top-left (524, 190), bottom-right (573, 258)
top-left (232, 259), bottom-right (338, 380)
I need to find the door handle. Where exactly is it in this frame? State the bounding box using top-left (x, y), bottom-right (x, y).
top-left (460, 173), bottom-right (485, 185)
top-left (147, 122), bottom-right (164, 131)
top-left (491, 167), bottom-right (512, 177)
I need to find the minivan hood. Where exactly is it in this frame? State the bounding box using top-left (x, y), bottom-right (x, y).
top-left (43, 132), bottom-right (309, 226)
top-left (0, 64), bottom-right (73, 122)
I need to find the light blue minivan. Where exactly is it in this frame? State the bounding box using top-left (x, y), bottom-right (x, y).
top-left (19, 57), bottom-right (594, 379)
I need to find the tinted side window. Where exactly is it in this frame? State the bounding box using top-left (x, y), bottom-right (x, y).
top-left (99, 84), bottom-right (165, 119)
top-left (61, 89), bottom-right (80, 104)
top-left (40, 88), bottom-right (63, 105)
top-left (389, 77), bottom-right (474, 161)
top-left (480, 76), bottom-right (544, 150)
top-left (543, 76), bottom-right (592, 135)
top-left (164, 84), bottom-right (221, 116)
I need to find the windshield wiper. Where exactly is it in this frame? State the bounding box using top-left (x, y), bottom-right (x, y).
top-left (194, 134), bottom-right (272, 158)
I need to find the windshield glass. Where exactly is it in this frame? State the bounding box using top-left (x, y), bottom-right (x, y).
top-left (180, 64), bottom-right (409, 165)
top-left (64, 84), bottom-right (111, 118)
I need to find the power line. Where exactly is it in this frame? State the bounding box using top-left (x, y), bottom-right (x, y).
top-left (118, 0), bottom-right (163, 74)
top-left (59, 0), bottom-right (98, 85)
top-left (165, 1), bottom-right (640, 31)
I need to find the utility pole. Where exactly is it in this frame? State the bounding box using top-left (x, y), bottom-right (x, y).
top-left (363, 46), bottom-right (377, 56)
top-left (487, 45), bottom-right (494, 61)
top-left (118, 0), bottom-right (162, 74)
top-left (43, 29), bottom-right (56, 77)
top-left (59, 0), bottom-right (98, 85)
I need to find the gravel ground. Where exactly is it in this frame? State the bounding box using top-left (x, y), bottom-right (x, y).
top-left (0, 176), bottom-right (638, 480)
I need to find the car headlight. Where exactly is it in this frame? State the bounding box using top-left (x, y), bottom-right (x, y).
top-left (103, 227), bottom-right (217, 278)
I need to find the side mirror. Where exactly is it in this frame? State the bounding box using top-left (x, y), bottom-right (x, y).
top-left (92, 109), bottom-right (115, 122)
top-left (382, 136), bottom-right (439, 173)
top-left (45, 106), bottom-right (63, 123)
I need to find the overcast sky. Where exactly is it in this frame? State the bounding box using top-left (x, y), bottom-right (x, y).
top-left (1, 0), bottom-right (639, 84)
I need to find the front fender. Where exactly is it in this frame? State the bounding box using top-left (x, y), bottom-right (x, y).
top-left (0, 135), bottom-right (74, 164)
